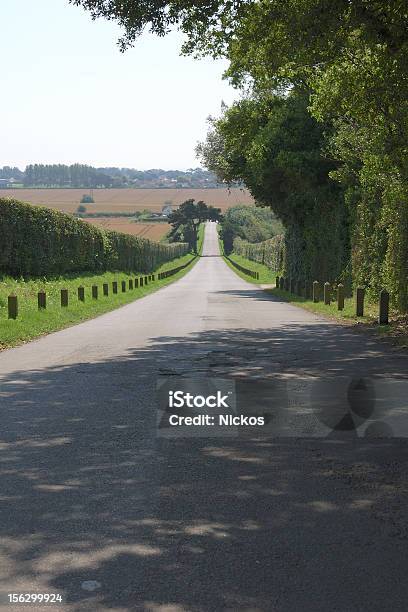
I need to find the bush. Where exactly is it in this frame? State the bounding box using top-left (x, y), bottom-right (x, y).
top-left (233, 235), bottom-right (285, 273)
top-left (80, 194), bottom-right (94, 204)
top-left (0, 198), bottom-right (189, 277)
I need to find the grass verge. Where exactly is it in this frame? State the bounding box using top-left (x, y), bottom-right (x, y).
top-left (0, 247), bottom-right (200, 351)
top-left (218, 237), bottom-right (276, 285)
top-left (268, 287), bottom-right (408, 349)
top-left (218, 233), bottom-right (408, 349)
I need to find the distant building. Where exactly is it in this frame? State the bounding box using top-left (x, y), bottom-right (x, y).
top-left (0, 178), bottom-right (13, 189)
top-left (162, 203), bottom-right (173, 217)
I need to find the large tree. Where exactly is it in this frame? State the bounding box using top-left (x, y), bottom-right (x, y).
top-left (70, 0), bottom-right (408, 309)
top-left (197, 89), bottom-right (349, 282)
top-left (168, 199), bottom-right (222, 253)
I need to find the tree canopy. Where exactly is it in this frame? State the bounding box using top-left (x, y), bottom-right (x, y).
top-left (70, 0), bottom-right (408, 310)
top-left (168, 199), bottom-right (222, 252)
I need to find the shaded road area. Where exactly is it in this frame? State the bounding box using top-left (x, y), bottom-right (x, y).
top-left (1, 223), bottom-right (408, 611)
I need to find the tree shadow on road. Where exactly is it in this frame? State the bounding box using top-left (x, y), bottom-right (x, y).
top-left (1, 324), bottom-right (408, 610)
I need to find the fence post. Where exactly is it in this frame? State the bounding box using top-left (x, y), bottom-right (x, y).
top-left (379, 289), bottom-right (389, 325)
top-left (129, 279), bottom-right (133, 290)
top-left (121, 280), bottom-right (126, 292)
top-left (337, 284), bottom-right (344, 311)
top-left (279, 277), bottom-right (284, 290)
top-left (356, 287), bottom-right (365, 317)
top-left (92, 285), bottom-right (98, 299)
top-left (112, 281), bottom-right (118, 294)
top-left (145, 276), bottom-right (148, 285)
top-left (38, 291), bottom-right (46, 310)
top-left (8, 295), bottom-right (18, 319)
top-left (140, 277), bottom-right (144, 287)
top-left (135, 278), bottom-right (139, 288)
top-left (78, 286), bottom-right (85, 302)
top-left (61, 289), bottom-right (69, 307)
top-left (324, 282), bottom-right (331, 305)
top-left (152, 274), bottom-right (155, 281)
top-left (313, 281), bottom-right (320, 303)
top-left (103, 283), bottom-right (109, 296)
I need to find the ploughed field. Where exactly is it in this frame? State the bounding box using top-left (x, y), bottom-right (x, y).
top-left (83, 218), bottom-right (170, 240)
top-left (4, 188), bottom-right (254, 213)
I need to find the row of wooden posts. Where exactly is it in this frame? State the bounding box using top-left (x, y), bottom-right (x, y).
top-left (275, 276), bottom-right (390, 325)
top-left (226, 256), bottom-right (260, 280)
top-left (7, 258), bottom-right (195, 320)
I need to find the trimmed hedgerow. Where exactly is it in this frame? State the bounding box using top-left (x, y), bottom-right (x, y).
top-left (0, 198), bottom-right (188, 277)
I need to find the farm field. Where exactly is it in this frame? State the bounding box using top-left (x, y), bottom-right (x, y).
top-left (83, 218), bottom-right (170, 240)
top-left (3, 187), bottom-right (254, 213)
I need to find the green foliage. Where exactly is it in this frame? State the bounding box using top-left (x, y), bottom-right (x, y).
top-left (0, 198), bottom-right (189, 278)
top-left (168, 199), bottom-right (222, 253)
top-left (219, 204), bottom-right (283, 255)
top-left (198, 90), bottom-right (350, 283)
top-left (233, 235), bottom-right (285, 274)
top-left (71, 0), bottom-right (408, 310)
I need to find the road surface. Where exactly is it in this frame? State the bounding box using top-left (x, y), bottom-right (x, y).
top-left (1, 222), bottom-right (408, 611)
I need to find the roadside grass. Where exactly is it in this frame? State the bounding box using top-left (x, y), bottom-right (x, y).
top-left (0, 248), bottom-right (200, 350)
top-left (218, 235), bottom-right (408, 349)
top-left (218, 236), bottom-right (276, 284)
top-left (268, 287), bottom-right (408, 348)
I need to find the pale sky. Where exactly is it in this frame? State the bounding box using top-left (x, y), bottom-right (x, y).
top-left (1, 0), bottom-right (238, 170)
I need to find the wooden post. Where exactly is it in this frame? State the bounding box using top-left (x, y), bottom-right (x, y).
top-left (356, 287), bottom-right (365, 317)
top-left (152, 274), bottom-right (155, 281)
top-left (324, 282), bottom-right (331, 305)
top-left (135, 278), bottom-right (139, 288)
top-left (121, 280), bottom-right (126, 292)
top-left (112, 281), bottom-right (118, 294)
top-left (140, 277), bottom-right (144, 287)
top-left (379, 289), bottom-right (389, 325)
top-left (78, 286), bottom-right (85, 302)
top-left (38, 290), bottom-right (46, 309)
top-left (145, 276), bottom-right (148, 285)
top-left (337, 284), bottom-right (344, 311)
top-left (313, 281), bottom-right (320, 303)
top-left (129, 279), bottom-right (133, 290)
top-left (61, 289), bottom-right (69, 307)
top-left (103, 283), bottom-right (109, 296)
top-left (92, 285), bottom-right (98, 299)
top-left (8, 294), bottom-right (18, 319)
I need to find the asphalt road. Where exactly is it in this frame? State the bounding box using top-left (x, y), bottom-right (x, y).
top-left (1, 222), bottom-right (408, 612)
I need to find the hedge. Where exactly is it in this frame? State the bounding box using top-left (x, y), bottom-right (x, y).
top-left (0, 198), bottom-right (189, 277)
top-left (233, 234), bottom-right (285, 273)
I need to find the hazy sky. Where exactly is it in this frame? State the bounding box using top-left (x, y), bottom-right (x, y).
top-left (1, 0), bottom-right (238, 170)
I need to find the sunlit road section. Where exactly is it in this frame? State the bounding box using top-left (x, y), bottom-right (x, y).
top-left (0, 223), bottom-right (408, 611)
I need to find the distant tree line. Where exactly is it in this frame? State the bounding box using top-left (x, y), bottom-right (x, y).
top-left (0, 165), bottom-right (225, 189)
